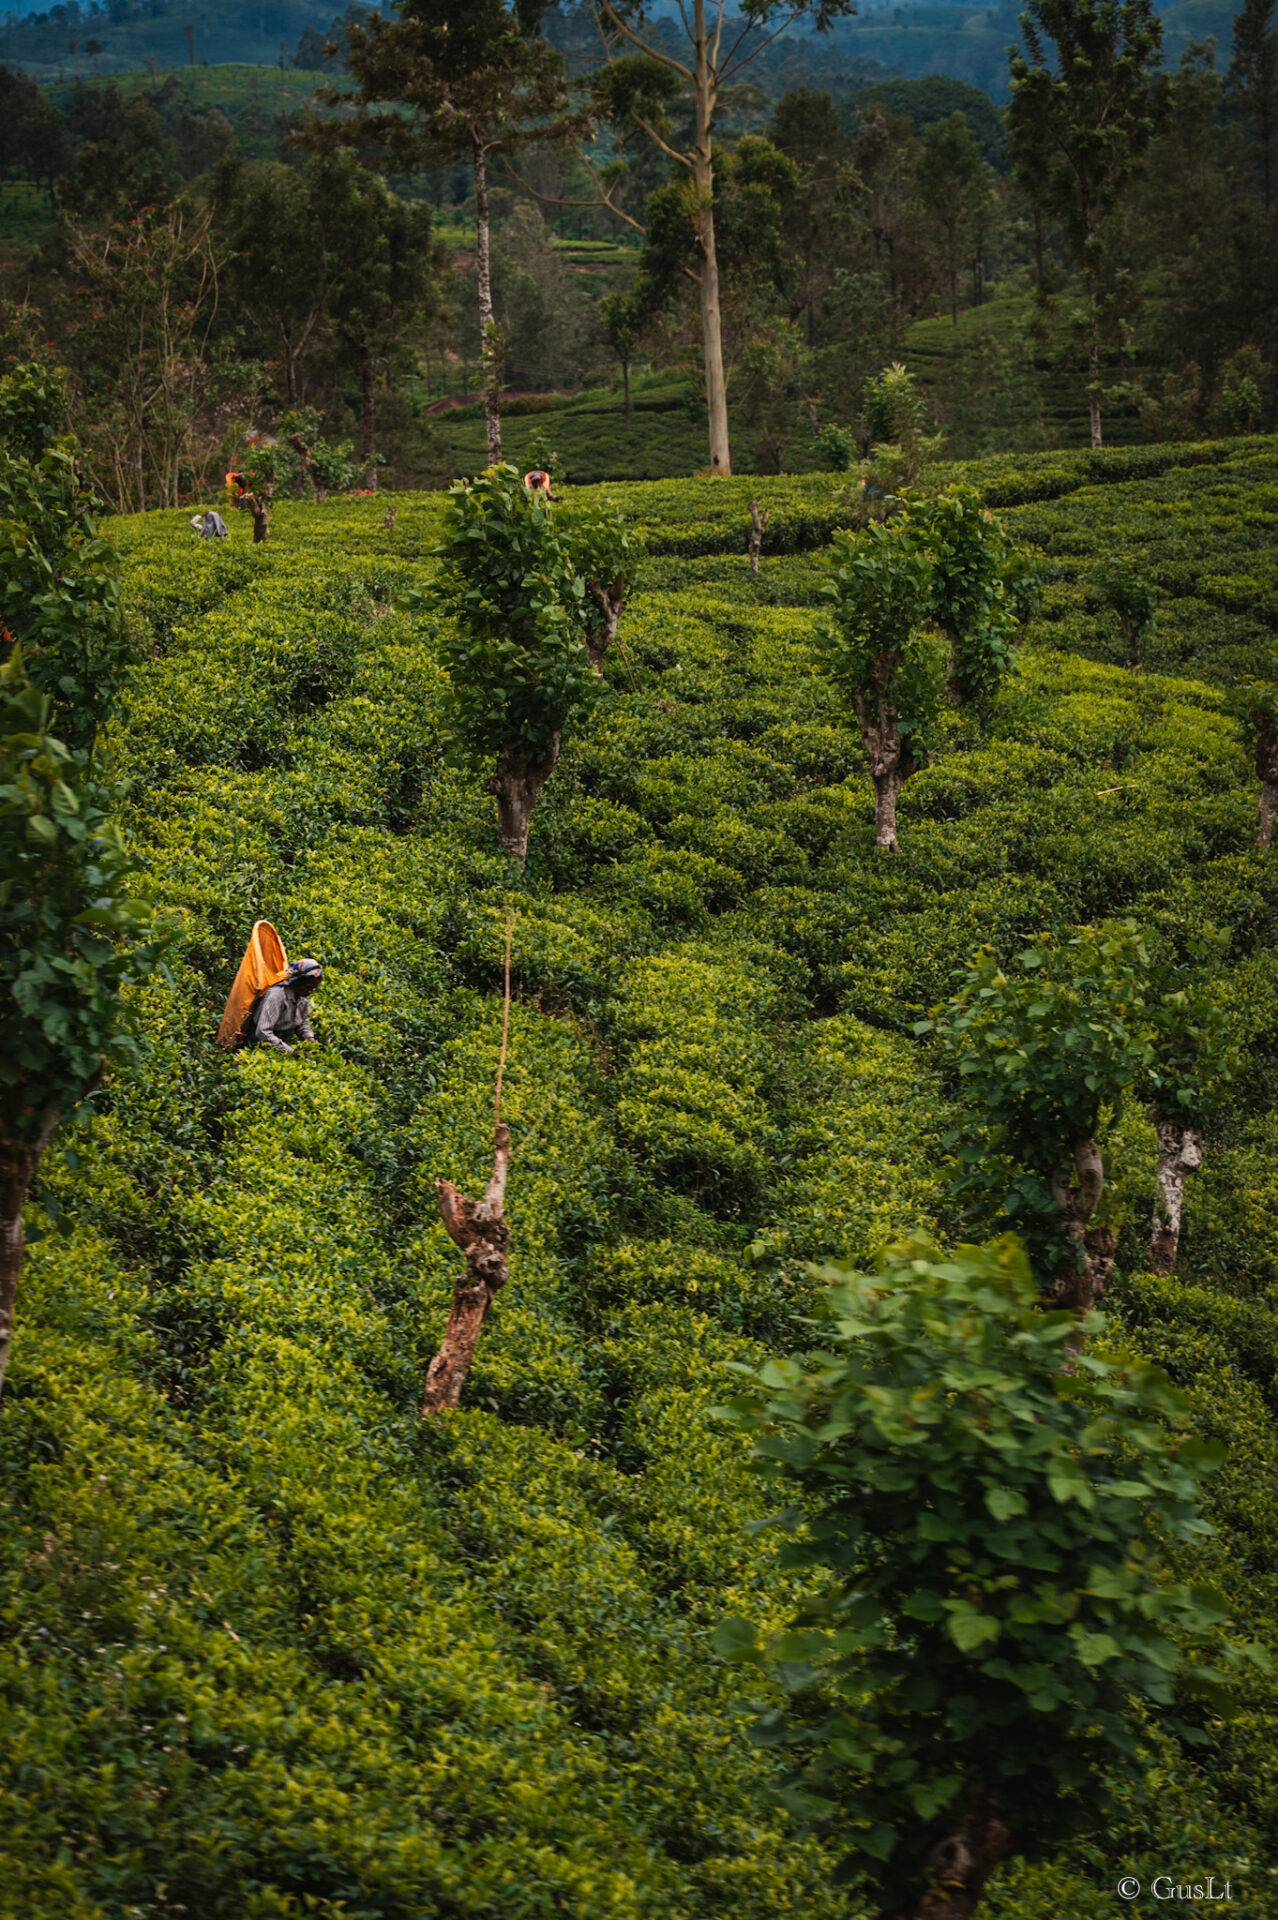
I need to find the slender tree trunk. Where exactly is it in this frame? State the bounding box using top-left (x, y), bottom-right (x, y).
top-left (1260, 779), bottom-right (1278, 850)
top-left (360, 352), bottom-right (377, 490)
top-left (872, 768), bottom-right (902, 850)
top-left (1033, 203), bottom-right (1044, 288)
top-left (1087, 274), bottom-right (1103, 449)
top-left (0, 1103), bottom-right (61, 1402)
top-left (586, 578), bottom-right (625, 673)
top-left (747, 499), bottom-right (770, 576)
top-left (854, 675), bottom-right (908, 853)
top-left (692, 1), bottom-right (731, 475)
top-left (622, 355), bottom-right (631, 433)
top-left (474, 139), bottom-right (502, 466)
top-left (422, 1122), bottom-right (511, 1415)
top-left (882, 1797), bottom-right (1013, 1920)
top-left (487, 737), bottom-right (560, 863)
top-left (950, 260), bottom-right (958, 326)
top-left (1149, 1116), bottom-right (1202, 1276)
top-left (1051, 1136), bottom-right (1117, 1358)
top-left (1255, 711), bottom-right (1278, 848)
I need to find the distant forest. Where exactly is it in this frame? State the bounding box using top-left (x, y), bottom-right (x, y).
top-left (0, 0), bottom-right (1272, 500)
top-left (0, 0), bottom-right (1242, 95)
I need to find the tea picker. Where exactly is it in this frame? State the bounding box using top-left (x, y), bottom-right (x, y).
top-left (523, 467), bottom-right (558, 502)
top-left (217, 921), bottom-right (324, 1055)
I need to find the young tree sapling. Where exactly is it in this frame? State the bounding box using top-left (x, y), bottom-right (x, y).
top-left (815, 519), bottom-right (945, 851)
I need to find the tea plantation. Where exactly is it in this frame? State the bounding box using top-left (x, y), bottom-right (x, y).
top-left (3, 437), bottom-right (1278, 1917)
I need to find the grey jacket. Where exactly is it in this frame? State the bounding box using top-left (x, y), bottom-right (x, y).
top-left (253, 983), bottom-right (316, 1054)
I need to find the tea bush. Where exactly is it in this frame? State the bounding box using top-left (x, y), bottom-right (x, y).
top-left (2, 436), bottom-right (1278, 1916)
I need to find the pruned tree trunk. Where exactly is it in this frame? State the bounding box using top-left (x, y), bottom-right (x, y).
top-left (1051, 1135), bottom-right (1117, 1358)
top-left (474, 139), bottom-right (502, 467)
top-left (422, 1123), bottom-right (510, 1415)
top-left (586, 576), bottom-right (625, 674)
top-left (1254, 710), bottom-right (1278, 849)
top-left (883, 1797), bottom-right (1013, 1920)
top-left (1149, 1116), bottom-right (1202, 1275)
top-left (360, 354), bottom-right (377, 490)
top-left (421, 911), bottom-right (517, 1417)
top-left (0, 1101), bottom-right (61, 1402)
top-left (487, 737), bottom-right (560, 863)
top-left (747, 499), bottom-right (770, 577)
top-left (241, 491), bottom-right (271, 544)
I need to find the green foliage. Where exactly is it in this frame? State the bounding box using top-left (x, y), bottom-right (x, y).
top-left (0, 395), bottom-right (127, 754)
top-left (434, 462), bottom-right (597, 766)
top-left (923, 925), bottom-right (1157, 1259)
top-left (1096, 552), bottom-right (1158, 665)
top-left (0, 652), bottom-right (155, 1137)
top-left (2, 443), bottom-right (1278, 1912)
top-left (861, 362), bottom-right (944, 489)
top-left (0, 363), bottom-right (67, 466)
top-left (907, 484), bottom-right (1023, 704)
top-left (814, 423), bottom-right (857, 472)
top-left (815, 520), bottom-right (946, 763)
top-left (715, 1235), bottom-right (1261, 1910)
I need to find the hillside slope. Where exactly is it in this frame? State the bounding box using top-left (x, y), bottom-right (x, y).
top-left (1, 439), bottom-right (1277, 1917)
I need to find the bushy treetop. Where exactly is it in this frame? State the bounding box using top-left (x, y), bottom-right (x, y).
top-left (715, 1234), bottom-right (1262, 1910)
top-left (434, 463), bottom-right (598, 764)
top-left (0, 365), bottom-right (126, 753)
top-left (0, 653), bottom-right (154, 1141)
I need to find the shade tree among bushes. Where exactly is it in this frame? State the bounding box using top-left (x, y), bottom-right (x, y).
top-left (925, 923), bottom-right (1232, 1317)
top-left (716, 1236), bottom-right (1258, 1920)
top-left (1096, 552), bottom-right (1158, 668)
top-left (434, 463), bottom-right (640, 860)
top-left (814, 518), bottom-right (946, 852)
top-left (0, 367), bottom-right (159, 1399)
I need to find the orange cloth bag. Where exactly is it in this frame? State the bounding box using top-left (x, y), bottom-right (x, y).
top-left (217, 920), bottom-right (290, 1051)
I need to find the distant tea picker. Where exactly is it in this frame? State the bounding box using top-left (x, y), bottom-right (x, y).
top-left (217, 921), bottom-right (324, 1055)
top-left (523, 466), bottom-right (558, 502)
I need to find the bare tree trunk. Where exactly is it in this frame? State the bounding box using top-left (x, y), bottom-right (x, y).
top-left (747, 499), bottom-right (770, 576)
top-left (1149, 1116), bottom-right (1202, 1276)
top-left (882, 1797), bottom-right (1013, 1920)
top-left (422, 1123), bottom-right (511, 1415)
top-left (474, 139), bottom-right (502, 467)
top-left (854, 663), bottom-right (909, 853)
top-left (1087, 278), bottom-right (1103, 450)
top-left (1033, 204), bottom-right (1045, 288)
top-left (873, 769), bottom-right (903, 850)
top-left (360, 353), bottom-right (377, 490)
top-left (0, 1102), bottom-right (61, 1402)
top-left (586, 577), bottom-right (625, 674)
top-left (1254, 712), bottom-right (1278, 848)
top-left (241, 492), bottom-right (271, 543)
top-left (487, 737), bottom-right (560, 863)
top-left (692, 2), bottom-right (731, 475)
top-left (622, 356), bottom-right (631, 434)
top-left (1051, 1136), bottom-right (1117, 1358)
